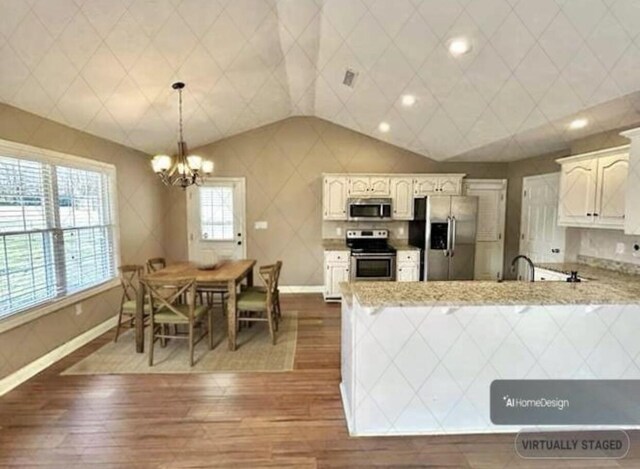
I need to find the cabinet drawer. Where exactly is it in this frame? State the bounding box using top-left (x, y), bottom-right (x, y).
top-left (396, 250), bottom-right (419, 263)
top-left (325, 250), bottom-right (349, 264)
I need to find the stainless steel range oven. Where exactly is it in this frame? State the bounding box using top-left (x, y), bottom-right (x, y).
top-left (346, 230), bottom-right (396, 281)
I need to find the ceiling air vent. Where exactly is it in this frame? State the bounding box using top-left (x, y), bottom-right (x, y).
top-left (343, 68), bottom-right (358, 88)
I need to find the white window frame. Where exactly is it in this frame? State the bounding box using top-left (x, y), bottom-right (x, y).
top-left (0, 139), bottom-right (120, 333)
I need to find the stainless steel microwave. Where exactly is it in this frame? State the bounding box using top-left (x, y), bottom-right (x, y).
top-left (347, 198), bottom-right (392, 221)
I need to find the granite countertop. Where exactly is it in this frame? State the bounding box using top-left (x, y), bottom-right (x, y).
top-left (389, 241), bottom-right (420, 251)
top-left (322, 239), bottom-right (349, 251)
top-left (349, 279), bottom-right (640, 307)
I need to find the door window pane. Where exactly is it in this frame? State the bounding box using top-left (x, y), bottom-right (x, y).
top-left (200, 186), bottom-right (234, 241)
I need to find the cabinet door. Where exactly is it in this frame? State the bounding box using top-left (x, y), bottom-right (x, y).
top-left (413, 177), bottom-right (439, 196)
top-left (438, 176), bottom-right (462, 195)
top-left (369, 177), bottom-right (390, 196)
top-left (323, 176), bottom-right (348, 220)
top-left (397, 263), bottom-right (418, 282)
top-left (347, 177), bottom-right (370, 196)
top-left (558, 159), bottom-right (597, 225)
top-left (326, 263), bottom-right (350, 297)
top-left (595, 154), bottom-right (628, 228)
top-left (391, 177), bottom-right (414, 220)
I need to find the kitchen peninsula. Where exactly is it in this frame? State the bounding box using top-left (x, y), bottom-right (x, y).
top-left (340, 273), bottom-right (640, 436)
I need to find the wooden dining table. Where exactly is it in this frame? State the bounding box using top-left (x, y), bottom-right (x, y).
top-left (135, 259), bottom-right (256, 353)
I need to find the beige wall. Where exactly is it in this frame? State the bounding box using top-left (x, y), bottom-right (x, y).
top-left (164, 117), bottom-right (508, 286)
top-left (0, 103), bottom-right (166, 380)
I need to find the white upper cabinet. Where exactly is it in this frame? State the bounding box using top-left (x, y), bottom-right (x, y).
top-left (413, 174), bottom-right (464, 196)
top-left (620, 128), bottom-right (640, 234)
top-left (348, 176), bottom-right (390, 196)
top-left (557, 146), bottom-right (629, 229)
top-left (323, 176), bottom-right (348, 220)
top-left (558, 158), bottom-right (597, 225)
top-left (390, 177), bottom-right (413, 220)
top-left (595, 153), bottom-right (628, 227)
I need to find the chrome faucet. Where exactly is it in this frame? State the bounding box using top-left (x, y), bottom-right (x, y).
top-left (511, 255), bottom-right (535, 282)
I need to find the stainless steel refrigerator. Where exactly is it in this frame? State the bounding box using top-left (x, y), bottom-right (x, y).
top-left (408, 196), bottom-right (478, 280)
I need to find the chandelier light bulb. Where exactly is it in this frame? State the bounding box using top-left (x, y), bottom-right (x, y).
top-left (187, 155), bottom-right (202, 171)
top-left (202, 160), bottom-right (214, 174)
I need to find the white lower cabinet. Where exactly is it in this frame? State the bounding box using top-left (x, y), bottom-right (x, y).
top-left (396, 250), bottom-right (420, 282)
top-left (324, 251), bottom-right (350, 301)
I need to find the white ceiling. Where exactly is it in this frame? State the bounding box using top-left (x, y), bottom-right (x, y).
top-left (1, 0), bottom-right (640, 161)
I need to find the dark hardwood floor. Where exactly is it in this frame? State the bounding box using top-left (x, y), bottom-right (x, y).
top-left (1, 294), bottom-right (639, 468)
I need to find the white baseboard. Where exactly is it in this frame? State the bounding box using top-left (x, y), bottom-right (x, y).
top-left (0, 316), bottom-right (117, 396)
top-left (280, 285), bottom-right (324, 294)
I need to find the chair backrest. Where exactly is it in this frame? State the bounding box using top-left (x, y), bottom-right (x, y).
top-left (274, 261), bottom-right (283, 291)
top-left (118, 265), bottom-right (144, 301)
top-left (146, 257), bottom-right (166, 273)
top-left (258, 264), bottom-right (278, 304)
top-left (142, 277), bottom-right (196, 320)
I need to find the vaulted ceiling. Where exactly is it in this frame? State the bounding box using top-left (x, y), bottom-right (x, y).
top-left (1, 0), bottom-right (640, 161)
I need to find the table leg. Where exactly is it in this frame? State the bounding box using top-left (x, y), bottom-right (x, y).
top-left (227, 279), bottom-right (237, 351)
top-left (135, 282), bottom-right (145, 353)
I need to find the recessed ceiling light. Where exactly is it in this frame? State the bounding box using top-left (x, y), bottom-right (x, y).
top-left (401, 94), bottom-right (416, 107)
top-left (378, 122), bottom-right (390, 133)
top-left (569, 118), bottom-right (588, 130)
top-left (448, 38), bottom-right (471, 57)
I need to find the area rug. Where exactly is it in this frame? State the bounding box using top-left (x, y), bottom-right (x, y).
top-left (62, 312), bottom-right (298, 375)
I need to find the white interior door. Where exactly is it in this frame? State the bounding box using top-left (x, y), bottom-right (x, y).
top-left (464, 179), bottom-right (507, 280)
top-left (187, 178), bottom-right (246, 263)
top-left (520, 173), bottom-right (565, 280)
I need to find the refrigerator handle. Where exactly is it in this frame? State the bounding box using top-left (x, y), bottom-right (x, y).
top-left (445, 216), bottom-right (451, 257)
top-left (450, 216), bottom-right (457, 257)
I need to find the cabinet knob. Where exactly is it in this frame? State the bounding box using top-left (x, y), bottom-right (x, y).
top-left (586, 213), bottom-right (592, 216)
top-left (593, 213), bottom-right (599, 217)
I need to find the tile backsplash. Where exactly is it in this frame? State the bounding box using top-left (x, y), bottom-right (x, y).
top-left (578, 228), bottom-right (640, 266)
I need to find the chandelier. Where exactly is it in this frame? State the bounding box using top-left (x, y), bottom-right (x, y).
top-left (151, 82), bottom-right (213, 189)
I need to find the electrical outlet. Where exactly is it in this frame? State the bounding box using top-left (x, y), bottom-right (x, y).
top-left (254, 221), bottom-right (268, 230)
top-left (336, 227), bottom-right (342, 236)
top-left (75, 303), bottom-right (82, 315)
top-left (616, 242), bottom-right (625, 255)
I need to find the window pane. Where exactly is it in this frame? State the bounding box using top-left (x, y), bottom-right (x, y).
top-left (0, 156), bottom-right (49, 233)
top-left (57, 166), bottom-right (108, 228)
top-left (200, 186), bottom-right (234, 241)
top-left (64, 226), bottom-right (114, 293)
top-left (0, 232), bottom-right (56, 314)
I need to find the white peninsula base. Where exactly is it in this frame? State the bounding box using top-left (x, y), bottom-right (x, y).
top-left (341, 298), bottom-right (640, 436)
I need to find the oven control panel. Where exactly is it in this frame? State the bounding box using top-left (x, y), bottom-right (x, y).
top-left (346, 229), bottom-right (388, 239)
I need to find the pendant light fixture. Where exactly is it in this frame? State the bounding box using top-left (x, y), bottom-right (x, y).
top-left (151, 82), bottom-right (214, 189)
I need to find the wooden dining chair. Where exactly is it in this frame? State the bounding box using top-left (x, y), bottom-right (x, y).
top-left (142, 277), bottom-right (213, 367)
top-left (235, 264), bottom-right (278, 345)
top-left (244, 260), bottom-right (282, 330)
top-left (146, 257), bottom-right (166, 273)
top-left (114, 265), bottom-right (151, 342)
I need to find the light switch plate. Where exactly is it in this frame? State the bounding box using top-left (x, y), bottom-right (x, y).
top-left (254, 221), bottom-right (268, 230)
top-left (336, 227), bottom-right (342, 236)
top-left (75, 304), bottom-right (82, 315)
top-left (616, 242), bottom-right (625, 255)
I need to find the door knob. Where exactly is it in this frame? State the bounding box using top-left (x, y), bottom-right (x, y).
top-left (237, 241), bottom-right (242, 245)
